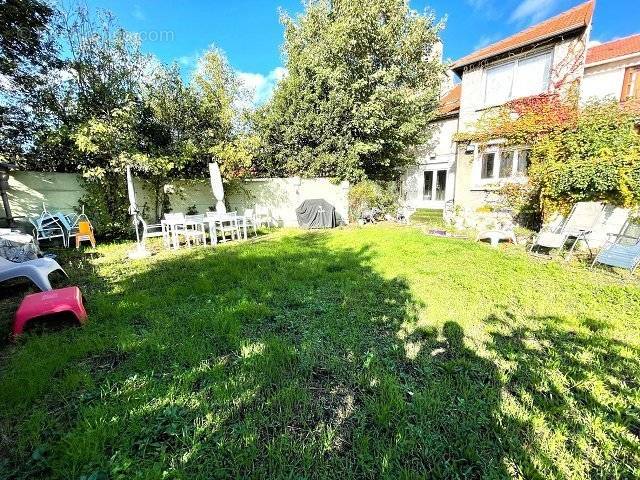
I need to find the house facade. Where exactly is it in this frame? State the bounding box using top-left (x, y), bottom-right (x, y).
top-left (402, 1), bottom-right (640, 225)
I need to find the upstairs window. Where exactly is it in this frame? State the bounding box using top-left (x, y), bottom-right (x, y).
top-left (484, 51), bottom-right (552, 106)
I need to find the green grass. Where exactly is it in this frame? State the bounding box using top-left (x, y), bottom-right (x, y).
top-left (409, 208), bottom-right (445, 226)
top-left (1, 225), bottom-right (639, 479)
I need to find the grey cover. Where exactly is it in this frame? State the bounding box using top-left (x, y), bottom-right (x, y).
top-left (296, 199), bottom-right (337, 229)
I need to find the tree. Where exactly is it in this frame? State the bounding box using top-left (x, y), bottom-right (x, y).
top-left (254, 0), bottom-right (445, 182)
top-left (0, 0), bottom-right (59, 161)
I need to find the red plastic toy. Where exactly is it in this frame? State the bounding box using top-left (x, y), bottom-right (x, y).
top-left (13, 286), bottom-right (88, 336)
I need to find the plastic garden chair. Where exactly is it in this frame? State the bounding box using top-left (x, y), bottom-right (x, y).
top-left (530, 202), bottom-right (605, 258)
top-left (184, 214), bottom-right (207, 247)
top-left (75, 220), bottom-right (96, 248)
top-left (237, 209), bottom-right (258, 240)
top-left (0, 256), bottom-right (67, 291)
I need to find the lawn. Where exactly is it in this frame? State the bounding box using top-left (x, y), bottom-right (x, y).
top-left (1, 225), bottom-right (639, 479)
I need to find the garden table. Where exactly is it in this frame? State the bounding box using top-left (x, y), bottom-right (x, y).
top-left (0, 230), bottom-right (40, 262)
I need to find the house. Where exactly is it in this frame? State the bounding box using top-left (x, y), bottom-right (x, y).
top-left (581, 34), bottom-right (640, 105)
top-left (402, 1), bottom-right (640, 225)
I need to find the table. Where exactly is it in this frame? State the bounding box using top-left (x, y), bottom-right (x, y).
top-left (0, 231), bottom-right (40, 262)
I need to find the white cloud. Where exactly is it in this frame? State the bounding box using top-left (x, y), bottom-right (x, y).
top-left (132, 5), bottom-right (146, 21)
top-left (177, 53), bottom-right (198, 67)
top-left (474, 35), bottom-right (500, 50)
top-left (237, 67), bottom-right (287, 107)
top-left (509, 0), bottom-right (561, 24)
top-left (587, 39), bottom-right (602, 48)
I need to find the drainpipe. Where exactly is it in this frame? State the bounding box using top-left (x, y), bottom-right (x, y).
top-left (0, 163), bottom-right (16, 227)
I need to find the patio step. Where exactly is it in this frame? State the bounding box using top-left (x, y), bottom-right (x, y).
top-left (410, 208), bottom-right (444, 224)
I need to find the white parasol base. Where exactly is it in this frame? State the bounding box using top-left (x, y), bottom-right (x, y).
top-left (127, 243), bottom-right (151, 260)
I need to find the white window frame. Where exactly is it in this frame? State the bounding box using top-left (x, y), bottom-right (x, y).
top-left (483, 49), bottom-right (554, 107)
top-left (476, 146), bottom-right (531, 185)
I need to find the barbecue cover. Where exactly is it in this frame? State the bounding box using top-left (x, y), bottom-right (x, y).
top-left (295, 199), bottom-right (337, 229)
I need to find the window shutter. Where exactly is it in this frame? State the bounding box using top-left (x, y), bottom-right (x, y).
top-left (621, 66), bottom-right (640, 101)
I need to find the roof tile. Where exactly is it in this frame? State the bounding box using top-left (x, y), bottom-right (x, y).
top-left (438, 84), bottom-right (461, 117)
top-left (586, 34), bottom-right (640, 64)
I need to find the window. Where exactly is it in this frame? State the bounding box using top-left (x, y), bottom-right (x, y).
top-left (478, 148), bottom-right (530, 182)
top-left (512, 52), bottom-right (552, 98)
top-left (622, 66), bottom-right (640, 101)
top-left (485, 62), bottom-right (515, 106)
top-left (499, 150), bottom-right (514, 178)
top-left (481, 153), bottom-right (495, 179)
top-left (484, 51), bottom-right (552, 106)
top-left (516, 149), bottom-right (530, 176)
top-left (423, 171), bottom-right (433, 200)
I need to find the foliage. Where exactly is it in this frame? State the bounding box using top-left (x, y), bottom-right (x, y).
top-left (0, 0), bottom-right (59, 160)
top-left (458, 90), bottom-right (640, 219)
top-left (530, 101), bottom-right (640, 215)
top-left (24, 4), bottom-right (255, 231)
top-left (348, 179), bottom-right (399, 220)
top-left (454, 91), bottom-right (580, 146)
top-left (254, 0), bottom-right (445, 182)
top-left (210, 135), bottom-right (260, 180)
top-left (1, 227), bottom-right (640, 478)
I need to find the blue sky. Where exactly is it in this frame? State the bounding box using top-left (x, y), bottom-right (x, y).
top-left (82, 0), bottom-right (640, 103)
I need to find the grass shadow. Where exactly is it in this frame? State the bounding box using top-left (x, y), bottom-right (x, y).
top-left (0, 230), bottom-right (525, 479)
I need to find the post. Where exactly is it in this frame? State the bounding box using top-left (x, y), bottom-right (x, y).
top-left (0, 166), bottom-right (15, 227)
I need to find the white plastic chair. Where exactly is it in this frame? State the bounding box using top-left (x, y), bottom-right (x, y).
top-left (254, 205), bottom-right (276, 228)
top-left (217, 211), bottom-right (241, 242)
top-left (184, 214), bottom-right (207, 247)
top-left (0, 256), bottom-right (67, 291)
top-left (237, 209), bottom-right (258, 240)
top-left (163, 213), bottom-right (187, 249)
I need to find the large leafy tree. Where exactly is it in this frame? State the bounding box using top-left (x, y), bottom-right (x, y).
top-left (0, 0), bottom-right (59, 161)
top-left (254, 0), bottom-right (445, 182)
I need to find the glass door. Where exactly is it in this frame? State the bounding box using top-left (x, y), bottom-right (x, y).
top-left (435, 170), bottom-right (447, 201)
top-left (422, 169), bottom-right (447, 208)
top-left (423, 169), bottom-right (447, 205)
top-left (423, 171), bottom-right (433, 200)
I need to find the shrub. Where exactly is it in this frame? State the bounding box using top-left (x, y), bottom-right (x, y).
top-left (348, 180), bottom-right (399, 221)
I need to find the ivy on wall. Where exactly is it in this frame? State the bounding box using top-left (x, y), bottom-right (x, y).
top-left (455, 89), bottom-right (640, 220)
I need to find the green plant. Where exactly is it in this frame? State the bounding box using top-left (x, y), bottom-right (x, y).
top-left (458, 93), bottom-right (640, 219)
top-left (186, 204), bottom-right (198, 215)
top-left (253, 0), bottom-right (445, 182)
top-left (348, 180), bottom-right (399, 221)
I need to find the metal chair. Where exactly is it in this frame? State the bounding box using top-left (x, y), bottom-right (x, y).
top-left (530, 202), bottom-right (605, 259)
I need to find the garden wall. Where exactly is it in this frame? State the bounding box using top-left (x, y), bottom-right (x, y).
top-left (7, 172), bottom-right (350, 227)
